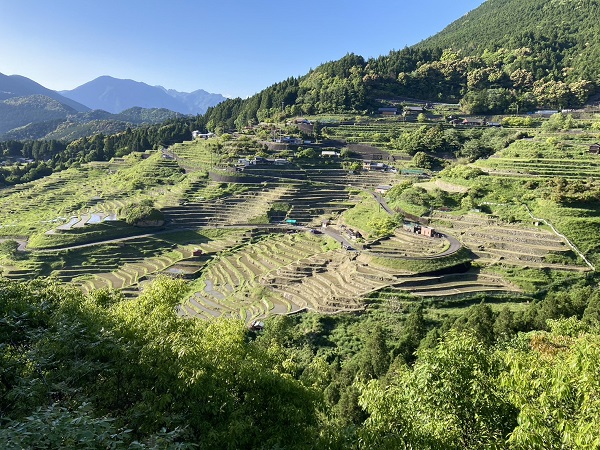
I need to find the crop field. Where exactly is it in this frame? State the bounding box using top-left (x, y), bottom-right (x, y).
top-left (3, 120), bottom-right (596, 325)
top-left (430, 211), bottom-right (589, 273)
top-left (178, 232), bottom-right (333, 321)
top-left (476, 136), bottom-right (600, 179)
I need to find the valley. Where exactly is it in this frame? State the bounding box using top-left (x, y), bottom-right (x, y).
top-left (1, 107), bottom-right (596, 325)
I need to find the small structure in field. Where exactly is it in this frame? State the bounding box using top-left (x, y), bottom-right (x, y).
top-left (375, 185), bottom-right (392, 194)
top-left (403, 222), bottom-right (421, 234)
top-left (192, 248), bottom-right (203, 257)
top-left (192, 131), bottom-right (215, 139)
top-left (403, 106), bottom-right (424, 115)
top-left (378, 107), bottom-right (398, 116)
top-left (420, 226), bottom-right (435, 237)
top-left (321, 150), bottom-right (340, 158)
top-left (403, 221), bottom-right (437, 237)
top-left (363, 160), bottom-right (387, 171)
top-left (589, 143), bottom-right (600, 154)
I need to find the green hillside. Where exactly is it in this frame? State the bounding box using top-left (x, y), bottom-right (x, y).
top-left (0, 105), bottom-right (185, 141)
top-left (418, 0), bottom-right (600, 83)
top-left (202, 0), bottom-right (600, 130)
top-left (0, 95), bottom-right (77, 134)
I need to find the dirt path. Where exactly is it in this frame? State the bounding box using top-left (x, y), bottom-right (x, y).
top-left (522, 204), bottom-right (595, 271)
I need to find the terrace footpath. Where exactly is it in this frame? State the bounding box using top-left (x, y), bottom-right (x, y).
top-left (522, 204), bottom-right (595, 271)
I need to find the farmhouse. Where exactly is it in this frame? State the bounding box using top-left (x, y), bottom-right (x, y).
top-left (275, 136), bottom-right (303, 145)
top-left (462, 119), bottom-right (482, 126)
top-left (378, 107), bottom-right (398, 116)
top-left (403, 106), bottom-right (424, 115)
top-left (589, 143), bottom-right (600, 154)
top-left (192, 131), bottom-right (215, 139)
top-left (321, 150), bottom-right (340, 158)
top-left (363, 160), bottom-right (387, 171)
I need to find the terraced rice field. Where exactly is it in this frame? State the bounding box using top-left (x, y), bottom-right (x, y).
top-left (178, 233), bottom-right (330, 321)
top-left (479, 157), bottom-right (600, 179)
top-left (77, 232), bottom-right (248, 295)
top-left (177, 228), bottom-right (523, 323)
top-left (431, 211), bottom-right (587, 270)
top-left (365, 229), bottom-right (450, 258)
top-left (162, 181), bottom-right (355, 227)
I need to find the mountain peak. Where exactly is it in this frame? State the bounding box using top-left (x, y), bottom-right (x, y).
top-left (60, 76), bottom-right (226, 114)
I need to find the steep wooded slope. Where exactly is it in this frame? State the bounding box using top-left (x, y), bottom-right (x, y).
top-left (417, 0), bottom-right (600, 83)
top-left (202, 0), bottom-right (600, 129)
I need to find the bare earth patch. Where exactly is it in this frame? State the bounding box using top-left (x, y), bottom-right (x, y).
top-left (415, 179), bottom-right (469, 194)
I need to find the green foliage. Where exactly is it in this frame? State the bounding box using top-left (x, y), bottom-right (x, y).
top-left (0, 239), bottom-right (19, 259)
top-left (440, 164), bottom-right (485, 180)
top-left (296, 147), bottom-right (318, 159)
top-left (502, 323), bottom-right (600, 449)
top-left (367, 216), bottom-right (400, 238)
top-left (359, 331), bottom-right (516, 449)
top-left (119, 199), bottom-right (164, 225)
top-left (542, 112), bottom-right (579, 131)
top-left (0, 278), bottom-right (320, 449)
top-left (501, 116), bottom-right (536, 127)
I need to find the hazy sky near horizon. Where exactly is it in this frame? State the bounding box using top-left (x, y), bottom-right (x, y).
top-left (0, 0), bottom-right (485, 98)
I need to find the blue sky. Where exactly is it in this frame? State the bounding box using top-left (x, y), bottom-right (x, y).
top-left (0, 0), bottom-right (485, 98)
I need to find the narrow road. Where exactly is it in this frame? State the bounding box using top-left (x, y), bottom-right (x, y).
top-left (372, 192), bottom-right (395, 215)
top-left (370, 191), bottom-right (463, 258)
top-left (28, 224), bottom-right (308, 253)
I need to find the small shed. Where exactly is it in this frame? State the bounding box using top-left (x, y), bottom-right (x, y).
top-left (420, 226), bottom-right (435, 237)
top-left (589, 143), bottom-right (600, 154)
top-left (403, 222), bottom-right (421, 234)
top-left (403, 106), bottom-right (424, 115)
top-left (378, 107), bottom-right (398, 116)
top-left (375, 185), bottom-right (392, 194)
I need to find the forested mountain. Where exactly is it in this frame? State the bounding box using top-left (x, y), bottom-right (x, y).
top-left (0, 73), bottom-right (194, 140)
top-left (0, 95), bottom-right (78, 134)
top-left (417, 0), bottom-right (600, 83)
top-left (61, 76), bottom-right (226, 115)
top-left (201, 0), bottom-right (600, 130)
top-left (0, 72), bottom-right (89, 112)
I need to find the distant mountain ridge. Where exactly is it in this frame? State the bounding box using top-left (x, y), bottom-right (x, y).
top-left (0, 73), bottom-right (226, 141)
top-left (0, 72), bottom-right (89, 112)
top-left (60, 76), bottom-right (227, 115)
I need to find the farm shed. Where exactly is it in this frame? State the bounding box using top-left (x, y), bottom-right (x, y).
top-left (403, 222), bottom-right (421, 233)
top-left (378, 107), bottom-right (398, 115)
top-left (589, 143), bottom-right (600, 154)
top-left (420, 226), bottom-right (435, 237)
top-left (375, 185), bottom-right (392, 194)
top-left (403, 106), bottom-right (424, 114)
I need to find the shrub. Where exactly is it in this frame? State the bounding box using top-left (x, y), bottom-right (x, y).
top-left (119, 200), bottom-right (164, 226)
